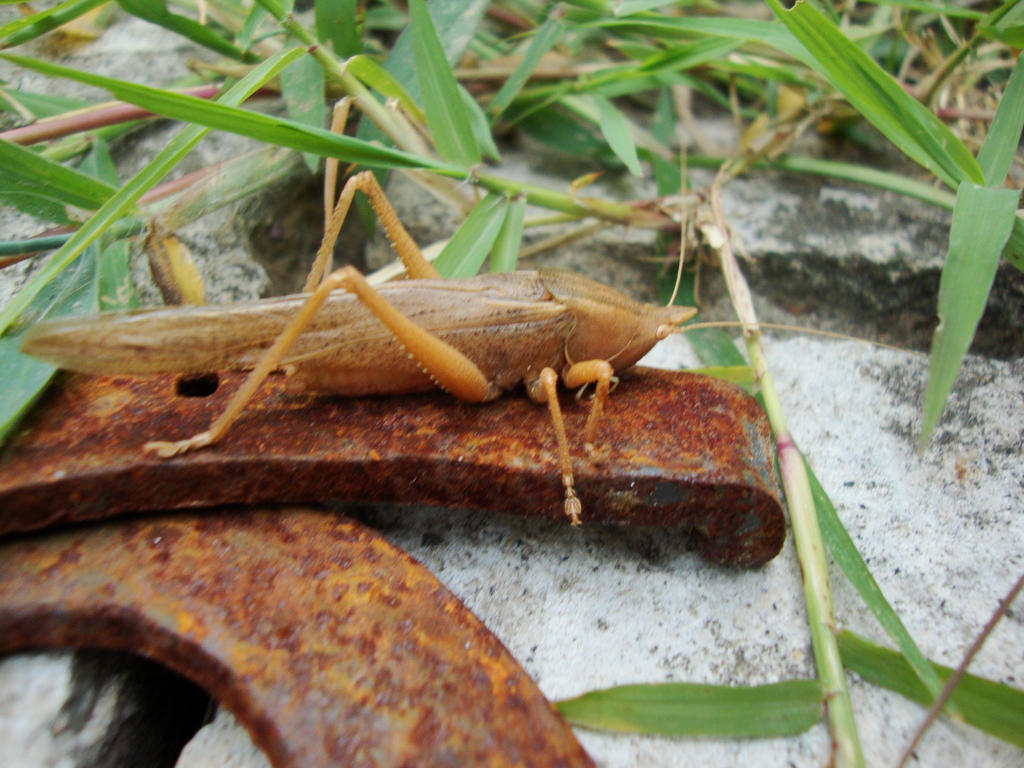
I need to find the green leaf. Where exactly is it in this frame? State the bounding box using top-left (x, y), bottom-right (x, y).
top-left (433, 193), bottom-right (508, 278)
top-left (96, 237), bottom-right (138, 311)
top-left (0, 244), bottom-right (100, 446)
top-left (346, 53), bottom-right (426, 124)
top-left (976, 55), bottom-right (1024, 187)
top-left (614, 0), bottom-right (676, 14)
top-left (459, 84), bottom-right (500, 161)
top-left (315, 0), bottom-right (361, 57)
top-left (0, 89), bottom-right (90, 119)
top-left (688, 364), bottom-right (757, 388)
top-left (519, 107), bottom-right (611, 162)
top-left (593, 17), bottom-right (808, 63)
top-left (763, 0), bottom-right (983, 189)
top-left (806, 457), bottom-right (951, 712)
top-left (237, 2), bottom-right (269, 51)
top-left (650, 87), bottom-right (676, 148)
top-left (1006, 215), bottom-right (1024, 266)
top-left (855, 0), bottom-right (985, 18)
top-left (838, 630), bottom-right (1024, 748)
top-left (556, 680), bottom-right (823, 738)
top-left (978, 23), bottom-right (1024, 46)
top-left (280, 51), bottom-right (326, 172)
top-left (920, 182), bottom-right (1018, 446)
top-left (487, 14), bottom-right (564, 121)
top-left (381, 0), bottom-right (489, 91)
top-left (408, 0), bottom-right (481, 166)
top-left (0, 47), bottom-right (308, 338)
top-left (0, 0), bottom-right (108, 48)
top-left (0, 138), bottom-right (116, 224)
top-left (975, 0), bottom-right (1024, 45)
top-left (637, 37), bottom-right (742, 76)
top-left (0, 52), bottom-right (457, 175)
top-left (490, 195), bottom-right (525, 273)
top-left (593, 95), bottom-right (642, 176)
top-left (77, 137), bottom-right (119, 186)
top-left (115, 0), bottom-right (257, 62)
top-left (647, 150), bottom-right (681, 197)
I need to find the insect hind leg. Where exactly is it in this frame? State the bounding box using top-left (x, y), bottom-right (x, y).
top-left (305, 171), bottom-right (440, 293)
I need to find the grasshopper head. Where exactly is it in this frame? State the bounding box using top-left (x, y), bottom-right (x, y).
top-left (537, 269), bottom-right (696, 373)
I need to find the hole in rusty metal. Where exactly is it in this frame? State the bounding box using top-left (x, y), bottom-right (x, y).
top-left (176, 373), bottom-right (219, 398)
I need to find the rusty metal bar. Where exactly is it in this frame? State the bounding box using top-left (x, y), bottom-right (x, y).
top-left (0, 367), bottom-right (783, 566)
top-left (0, 509), bottom-right (594, 767)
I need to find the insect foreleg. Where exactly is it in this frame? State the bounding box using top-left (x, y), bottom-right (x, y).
top-left (530, 369), bottom-right (583, 526)
top-left (563, 360), bottom-right (615, 458)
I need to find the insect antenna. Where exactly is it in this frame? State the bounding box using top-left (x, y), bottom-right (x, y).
top-left (665, 319), bottom-right (917, 355)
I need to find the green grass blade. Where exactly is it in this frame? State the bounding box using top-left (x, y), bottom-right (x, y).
top-left (979, 22), bottom-right (1024, 46)
top-left (688, 364), bottom-right (757, 388)
top-left (361, 0), bottom-right (488, 130)
top-left (920, 182), bottom-right (1018, 446)
top-left (647, 151), bottom-right (681, 199)
top-left (433, 193), bottom-right (507, 278)
top-left (0, 52), bottom-right (458, 173)
top-left (459, 84), bottom-right (500, 161)
top-left (555, 680), bottom-right (823, 738)
top-left (763, 0), bottom-right (983, 189)
top-left (346, 53), bottom-right (426, 123)
top-left (1007, 215), bottom-right (1024, 267)
top-left (116, 0), bottom-right (257, 62)
top-left (519, 106), bottom-right (610, 162)
top-left (615, 0), bottom-right (680, 14)
top-left (838, 630), bottom-right (1024, 748)
top-left (279, 51), bottom-right (326, 172)
top-left (590, 17), bottom-right (808, 62)
top-left (96, 237), bottom-right (138, 310)
top-left (0, 88), bottom-right (90, 119)
top-left (0, 138), bottom-right (116, 223)
top-left (0, 0), bottom-right (108, 49)
top-left (650, 87), bottom-right (675, 147)
top-left (77, 136), bottom-right (119, 186)
top-left (315, 0), bottom-right (360, 57)
top-left (976, 55), bottom-right (1024, 186)
top-left (489, 194), bottom-right (525, 272)
top-left (237, 2), bottom-right (269, 52)
top-left (0, 47), bottom-right (306, 338)
top-left (806, 457), bottom-right (952, 713)
top-left (487, 14), bottom-right (564, 122)
top-left (408, 0), bottom-right (481, 166)
top-left (593, 95), bottom-right (642, 176)
top-left (637, 36), bottom-right (742, 75)
top-left (0, 244), bottom-right (100, 445)
top-left (846, 0), bottom-right (985, 16)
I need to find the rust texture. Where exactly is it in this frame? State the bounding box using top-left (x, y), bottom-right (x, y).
top-left (0, 367), bottom-right (784, 566)
top-left (0, 509), bottom-right (595, 768)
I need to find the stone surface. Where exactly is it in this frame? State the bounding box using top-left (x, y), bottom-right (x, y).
top-left (0, 650), bottom-right (207, 768)
top-left (175, 708), bottom-right (270, 768)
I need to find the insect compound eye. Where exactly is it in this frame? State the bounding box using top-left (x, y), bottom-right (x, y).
top-left (175, 373), bottom-right (220, 398)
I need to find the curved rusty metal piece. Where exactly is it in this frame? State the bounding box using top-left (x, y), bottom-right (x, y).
top-left (0, 509), bottom-right (595, 768)
top-left (0, 367), bottom-right (783, 566)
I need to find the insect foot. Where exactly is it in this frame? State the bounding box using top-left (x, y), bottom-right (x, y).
top-left (144, 431), bottom-right (214, 458)
top-left (564, 479), bottom-right (582, 526)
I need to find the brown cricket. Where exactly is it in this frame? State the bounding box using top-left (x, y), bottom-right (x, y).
top-left (21, 172), bottom-right (696, 524)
